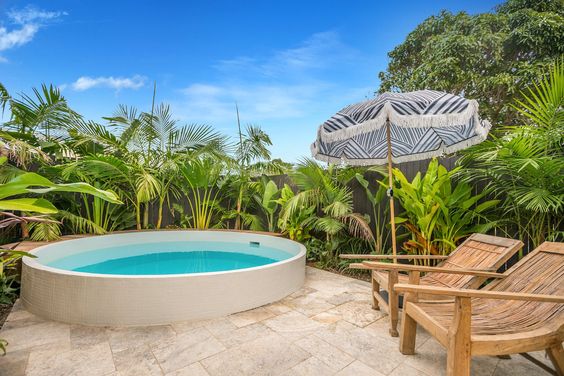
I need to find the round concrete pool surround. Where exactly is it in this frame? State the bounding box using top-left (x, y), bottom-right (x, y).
top-left (21, 230), bottom-right (306, 326)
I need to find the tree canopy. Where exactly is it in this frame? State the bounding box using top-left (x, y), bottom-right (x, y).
top-left (377, 0), bottom-right (564, 125)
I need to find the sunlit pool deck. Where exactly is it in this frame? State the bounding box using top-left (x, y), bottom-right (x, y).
top-left (0, 264), bottom-right (550, 376)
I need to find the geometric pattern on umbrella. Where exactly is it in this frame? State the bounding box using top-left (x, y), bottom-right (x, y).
top-left (311, 90), bottom-right (491, 165)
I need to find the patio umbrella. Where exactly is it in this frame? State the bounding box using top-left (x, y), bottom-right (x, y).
top-left (311, 90), bottom-right (491, 260)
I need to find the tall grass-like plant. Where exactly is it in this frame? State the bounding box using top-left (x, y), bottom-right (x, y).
top-left (459, 60), bottom-right (564, 248)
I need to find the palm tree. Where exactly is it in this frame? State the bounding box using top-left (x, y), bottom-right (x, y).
top-left (0, 84), bottom-right (75, 168)
top-left (2, 84), bottom-right (75, 136)
top-left (227, 124), bottom-right (286, 230)
top-left (280, 159), bottom-right (373, 245)
top-left (65, 103), bottom-right (226, 229)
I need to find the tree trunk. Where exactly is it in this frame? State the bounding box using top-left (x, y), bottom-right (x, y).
top-left (135, 203), bottom-right (141, 230)
top-left (21, 221), bottom-right (29, 239)
top-left (143, 203), bottom-right (149, 229)
top-left (156, 198), bottom-right (164, 229)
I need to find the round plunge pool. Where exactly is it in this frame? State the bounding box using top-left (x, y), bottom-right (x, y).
top-left (21, 230), bottom-right (306, 326)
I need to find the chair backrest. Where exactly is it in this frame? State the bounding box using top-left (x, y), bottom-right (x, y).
top-left (423, 233), bottom-right (523, 288)
top-left (485, 241), bottom-right (564, 295)
top-left (476, 242), bottom-right (564, 334)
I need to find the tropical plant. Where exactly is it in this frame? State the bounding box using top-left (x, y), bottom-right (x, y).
top-left (0, 84), bottom-right (75, 166)
top-left (227, 122), bottom-right (285, 230)
top-left (251, 176), bottom-right (282, 232)
top-left (178, 158), bottom-right (225, 229)
top-left (106, 103), bottom-right (227, 228)
top-left (459, 59), bottom-right (564, 249)
top-left (0, 156), bottom-right (122, 238)
top-left (391, 159), bottom-right (498, 258)
top-left (59, 154), bottom-right (153, 231)
top-left (0, 249), bottom-right (35, 355)
top-left (276, 184), bottom-right (315, 241)
top-left (64, 102), bottom-right (226, 229)
top-left (280, 159), bottom-right (373, 255)
top-left (0, 157), bottom-right (121, 215)
top-left (354, 169), bottom-right (390, 254)
top-left (0, 250), bottom-right (34, 304)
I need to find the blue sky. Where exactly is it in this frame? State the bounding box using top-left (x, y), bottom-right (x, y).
top-left (1, 0), bottom-right (501, 161)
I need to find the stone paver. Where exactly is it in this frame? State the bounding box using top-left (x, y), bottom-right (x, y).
top-left (0, 266), bottom-right (551, 375)
top-left (228, 306), bottom-right (276, 328)
top-left (112, 345), bottom-right (162, 376)
top-left (151, 327), bottom-right (225, 374)
top-left (26, 342), bottom-right (114, 376)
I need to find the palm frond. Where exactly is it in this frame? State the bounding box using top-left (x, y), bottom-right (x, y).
top-left (340, 212), bottom-right (375, 241)
top-left (58, 210), bottom-right (106, 234)
top-left (28, 219), bottom-right (62, 241)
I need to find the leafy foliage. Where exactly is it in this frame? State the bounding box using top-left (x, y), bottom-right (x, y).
top-left (354, 168), bottom-right (390, 253)
top-left (279, 159), bottom-right (373, 265)
top-left (0, 249), bottom-right (36, 355)
top-left (459, 60), bottom-right (564, 247)
top-left (251, 176), bottom-right (283, 233)
top-left (378, 0), bottom-right (563, 124)
top-left (392, 159), bottom-right (498, 257)
top-left (178, 158), bottom-right (225, 229)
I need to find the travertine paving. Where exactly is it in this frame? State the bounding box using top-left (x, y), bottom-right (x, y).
top-left (0, 267), bottom-right (551, 375)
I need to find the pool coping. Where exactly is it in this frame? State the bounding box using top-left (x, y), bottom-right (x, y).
top-left (22, 230), bottom-right (306, 279)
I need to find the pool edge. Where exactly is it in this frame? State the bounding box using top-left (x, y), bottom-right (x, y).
top-left (21, 230), bottom-right (306, 326)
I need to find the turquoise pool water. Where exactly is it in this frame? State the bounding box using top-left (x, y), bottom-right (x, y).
top-left (45, 241), bottom-right (293, 275)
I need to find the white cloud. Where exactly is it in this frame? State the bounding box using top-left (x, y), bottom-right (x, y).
top-left (70, 75), bottom-right (147, 91)
top-left (214, 31), bottom-right (354, 78)
top-left (173, 31), bottom-right (368, 124)
top-left (176, 81), bottom-right (372, 127)
top-left (7, 6), bottom-right (67, 25)
top-left (170, 31), bottom-right (373, 161)
top-left (0, 6), bottom-right (66, 61)
top-left (178, 82), bottom-right (337, 123)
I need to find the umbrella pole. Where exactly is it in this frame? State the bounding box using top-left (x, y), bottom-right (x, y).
top-left (386, 119), bottom-right (397, 263)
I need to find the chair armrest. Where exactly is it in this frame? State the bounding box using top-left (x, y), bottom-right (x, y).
top-left (340, 254), bottom-right (448, 260)
top-left (348, 263), bottom-right (371, 270)
top-left (393, 284), bottom-right (564, 303)
top-left (361, 261), bottom-right (506, 279)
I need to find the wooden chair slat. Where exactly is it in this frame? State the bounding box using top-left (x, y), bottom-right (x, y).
top-left (399, 241), bottom-right (564, 376)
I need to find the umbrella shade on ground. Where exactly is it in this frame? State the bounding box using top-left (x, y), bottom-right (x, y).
top-left (311, 90), bottom-right (491, 165)
top-left (311, 90), bottom-right (492, 259)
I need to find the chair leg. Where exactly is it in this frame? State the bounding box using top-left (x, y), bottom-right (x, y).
top-left (446, 296), bottom-right (472, 376)
top-left (547, 343), bottom-right (564, 376)
top-left (399, 309), bottom-right (417, 355)
top-left (388, 271), bottom-right (399, 337)
top-left (399, 271), bottom-right (420, 354)
top-left (371, 271), bottom-right (380, 310)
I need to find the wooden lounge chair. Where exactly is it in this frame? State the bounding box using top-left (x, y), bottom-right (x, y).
top-left (392, 241), bottom-right (564, 376)
top-left (341, 233), bottom-right (523, 336)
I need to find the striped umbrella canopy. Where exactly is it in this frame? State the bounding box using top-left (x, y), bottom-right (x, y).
top-left (311, 90), bottom-right (492, 260)
top-left (311, 90), bottom-right (491, 165)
